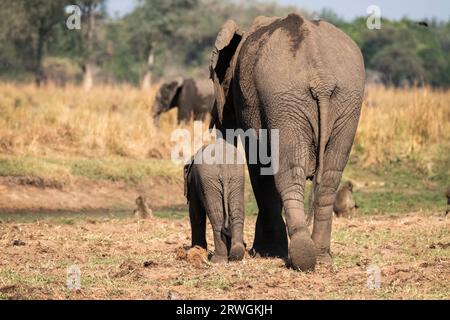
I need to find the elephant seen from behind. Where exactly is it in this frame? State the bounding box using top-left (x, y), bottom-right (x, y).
top-left (209, 14), bottom-right (365, 271)
top-left (184, 141), bottom-right (246, 263)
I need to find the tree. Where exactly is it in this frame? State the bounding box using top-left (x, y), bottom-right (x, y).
top-left (1, 0), bottom-right (450, 88)
top-left (76, 0), bottom-right (106, 90)
top-left (123, 0), bottom-right (198, 90)
top-left (372, 45), bottom-right (425, 86)
top-left (0, 0), bottom-right (70, 85)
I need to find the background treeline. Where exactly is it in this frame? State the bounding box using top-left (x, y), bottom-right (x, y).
top-left (0, 0), bottom-right (449, 88)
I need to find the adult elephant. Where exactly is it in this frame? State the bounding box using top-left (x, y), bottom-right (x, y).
top-left (209, 14), bottom-right (365, 271)
top-left (153, 78), bottom-right (214, 124)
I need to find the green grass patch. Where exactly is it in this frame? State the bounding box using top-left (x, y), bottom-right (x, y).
top-left (353, 190), bottom-right (445, 214)
top-left (342, 158), bottom-right (448, 214)
top-left (0, 155), bottom-right (181, 183)
top-left (240, 158), bottom-right (448, 216)
top-left (0, 152), bottom-right (447, 216)
top-left (0, 156), bottom-right (70, 178)
top-left (154, 208), bottom-right (187, 219)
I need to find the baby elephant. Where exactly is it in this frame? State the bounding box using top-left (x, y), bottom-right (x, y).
top-left (333, 181), bottom-right (358, 218)
top-left (184, 142), bottom-right (245, 263)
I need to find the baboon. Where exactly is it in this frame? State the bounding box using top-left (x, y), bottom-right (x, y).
top-left (333, 181), bottom-right (358, 218)
top-left (133, 195), bottom-right (153, 219)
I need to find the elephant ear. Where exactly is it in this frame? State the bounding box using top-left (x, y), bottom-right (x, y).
top-left (210, 20), bottom-right (243, 128)
top-left (168, 77), bottom-right (184, 107)
top-left (183, 157), bottom-right (194, 203)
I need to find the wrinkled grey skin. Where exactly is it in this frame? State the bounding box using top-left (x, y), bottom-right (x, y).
top-left (209, 14), bottom-right (365, 271)
top-left (184, 142), bottom-right (246, 263)
top-left (153, 78), bottom-right (214, 124)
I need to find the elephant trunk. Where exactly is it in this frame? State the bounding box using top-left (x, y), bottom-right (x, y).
top-left (153, 114), bottom-right (161, 128)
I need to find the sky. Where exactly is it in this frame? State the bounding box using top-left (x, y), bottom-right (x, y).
top-left (107, 0), bottom-right (450, 21)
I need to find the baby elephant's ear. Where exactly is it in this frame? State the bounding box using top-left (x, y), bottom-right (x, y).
top-left (210, 20), bottom-right (242, 127)
top-left (183, 160), bottom-right (194, 202)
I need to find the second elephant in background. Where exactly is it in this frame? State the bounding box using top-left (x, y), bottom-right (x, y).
top-left (153, 78), bottom-right (214, 124)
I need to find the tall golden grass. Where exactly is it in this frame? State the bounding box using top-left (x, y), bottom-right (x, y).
top-left (0, 83), bottom-right (448, 167)
top-left (0, 83), bottom-right (178, 159)
top-left (357, 85), bottom-right (450, 167)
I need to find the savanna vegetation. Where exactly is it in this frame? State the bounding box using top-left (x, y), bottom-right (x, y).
top-left (0, 83), bottom-right (448, 214)
top-left (0, 0), bottom-right (450, 88)
top-left (0, 0), bottom-right (449, 300)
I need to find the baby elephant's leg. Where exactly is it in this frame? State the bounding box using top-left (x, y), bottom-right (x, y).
top-left (228, 178), bottom-right (245, 261)
top-left (189, 193), bottom-right (207, 249)
top-left (211, 228), bottom-right (229, 263)
top-left (229, 226), bottom-right (245, 261)
top-left (208, 206), bottom-right (229, 263)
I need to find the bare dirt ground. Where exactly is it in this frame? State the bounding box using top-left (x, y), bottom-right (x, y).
top-left (0, 212), bottom-right (448, 299)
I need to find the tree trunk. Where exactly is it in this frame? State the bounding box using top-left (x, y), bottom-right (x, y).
top-left (141, 49), bottom-right (154, 92)
top-left (35, 33), bottom-right (45, 87)
top-left (83, 63), bottom-right (95, 90)
top-left (83, 4), bottom-right (96, 90)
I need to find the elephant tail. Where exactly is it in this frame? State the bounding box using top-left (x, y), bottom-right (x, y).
top-left (307, 93), bottom-right (333, 225)
top-left (316, 94), bottom-right (332, 185)
top-left (307, 181), bottom-right (316, 225)
top-left (220, 174), bottom-right (232, 238)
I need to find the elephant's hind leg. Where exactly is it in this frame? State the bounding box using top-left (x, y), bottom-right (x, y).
top-left (311, 105), bottom-right (360, 264)
top-left (228, 176), bottom-right (246, 261)
top-left (247, 162), bottom-right (288, 259)
top-left (189, 193), bottom-right (207, 249)
top-left (275, 137), bottom-right (316, 272)
top-left (203, 196), bottom-right (230, 263)
top-left (311, 169), bottom-right (341, 265)
top-left (210, 226), bottom-right (230, 263)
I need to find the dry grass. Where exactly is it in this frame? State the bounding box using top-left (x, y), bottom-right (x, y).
top-left (0, 213), bottom-right (448, 299)
top-left (0, 83), bottom-right (448, 167)
top-left (0, 83), bottom-right (449, 300)
top-left (357, 85), bottom-right (450, 167)
top-left (0, 83), bottom-right (176, 159)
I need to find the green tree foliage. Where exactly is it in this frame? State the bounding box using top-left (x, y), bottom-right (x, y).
top-left (106, 0), bottom-right (198, 83)
top-left (0, 0), bottom-right (449, 88)
top-left (0, 0), bottom-right (71, 85)
top-left (352, 19), bottom-right (450, 86)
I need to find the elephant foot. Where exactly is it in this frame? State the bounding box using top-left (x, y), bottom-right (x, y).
top-left (316, 251), bottom-right (333, 266)
top-left (210, 254), bottom-right (228, 264)
top-left (288, 230), bottom-right (317, 272)
top-left (229, 243), bottom-right (245, 261)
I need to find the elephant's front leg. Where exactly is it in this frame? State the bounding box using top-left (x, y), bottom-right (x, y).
top-left (177, 105), bottom-right (191, 123)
